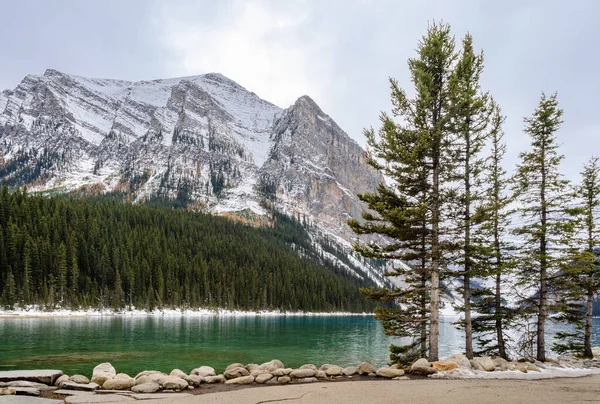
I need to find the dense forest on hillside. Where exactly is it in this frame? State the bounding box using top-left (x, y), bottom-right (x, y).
top-left (0, 186), bottom-right (377, 312)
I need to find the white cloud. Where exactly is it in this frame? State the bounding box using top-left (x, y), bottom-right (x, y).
top-left (157, 0), bottom-right (330, 108)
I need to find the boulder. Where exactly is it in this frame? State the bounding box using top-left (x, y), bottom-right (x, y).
top-left (183, 375), bottom-right (204, 387)
top-left (324, 366), bottom-right (343, 376)
top-left (223, 367), bottom-right (250, 380)
top-left (0, 388), bottom-right (16, 395)
top-left (60, 382), bottom-right (99, 392)
top-left (319, 364), bottom-right (336, 371)
top-left (472, 357), bottom-right (496, 372)
top-left (410, 366), bottom-right (437, 376)
top-left (169, 370), bottom-right (187, 379)
top-left (266, 378), bottom-right (279, 385)
top-left (592, 347), bottom-right (600, 357)
top-left (493, 358), bottom-right (508, 367)
top-left (225, 376), bottom-right (254, 385)
top-left (359, 362), bottom-right (377, 375)
top-left (282, 368), bottom-right (293, 375)
top-left (295, 377), bottom-right (317, 384)
top-left (0, 370), bottom-right (64, 385)
top-left (277, 376), bottom-right (291, 385)
top-left (225, 363), bottom-right (245, 373)
top-left (342, 367), bottom-right (357, 376)
top-left (258, 360), bottom-right (285, 372)
top-left (131, 382), bottom-right (160, 394)
top-left (250, 370), bottom-right (271, 377)
top-left (245, 364), bottom-right (259, 373)
top-left (315, 371), bottom-right (327, 379)
top-left (289, 369), bottom-right (315, 379)
top-left (4, 382), bottom-right (53, 391)
top-left (134, 377), bottom-right (152, 386)
top-left (432, 361), bottom-right (459, 371)
top-left (91, 363), bottom-right (116, 386)
top-left (447, 354), bottom-right (471, 369)
top-left (254, 373), bottom-right (273, 384)
top-left (376, 368), bottom-right (405, 378)
top-left (68, 376), bottom-right (89, 385)
top-left (10, 387), bottom-right (41, 397)
top-left (101, 377), bottom-right (134, 391)
top-left (191, 367), bottom-right (215, 377)
top-left (411, 359), bottom-right (431, 369)
top-left (299, 364), bottom-right (318, 372)
top-left (270, 369), bottom-right (285, 377)
top-left (527, 362), bottom-right (541, 372)
top-left (54, 375), bottom-right (70, 387)
top-left (134, 371), bottom-right (164, 380)
top-left (204, 375), bottom-right (226, 384)
top-left (159, 376), bottom-right (188, 391)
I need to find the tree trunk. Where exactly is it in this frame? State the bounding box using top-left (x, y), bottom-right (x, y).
top-left (464, 136), bottom-right (473, 359)
top-left (495, 271), bottom-right (507, 359)
top-left (537, 155), bottom-right (547, 362)
top-left (429, 152), bottom-right (441, 362)
top-left (584, 289), bottom-right (594, 358)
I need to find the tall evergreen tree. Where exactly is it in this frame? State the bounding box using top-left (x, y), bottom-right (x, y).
top-left (447, 33), bottom-right (491, 359)
top-left (513, 93), bottom-right (574, 361)
top-left (470, 103), bottom-right (514, 359)
top-left (349, 22), bottom-right (457, 362)
top-left (553, 156), bottom-right (600, 357)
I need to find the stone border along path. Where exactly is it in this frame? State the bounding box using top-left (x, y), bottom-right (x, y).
top-left (1, 349), bottom-right (599, 403)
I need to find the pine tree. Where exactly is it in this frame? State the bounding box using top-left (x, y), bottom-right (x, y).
top-left (56, 242), bottom-right (68, 304)
top-left (553, 156), bottom-right (600, 357)
top-left (349, 22), bottom-right (457, 362)
top-left (2, 267), bottom-right (16, 310)
top-left (447, 33), bottom-right (491, 359)
top-left (470, 103), bottom-right (514, 359)
top-left (513, 93), bottom-right (575, 361)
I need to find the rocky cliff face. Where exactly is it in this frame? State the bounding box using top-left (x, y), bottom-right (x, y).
top-left (0, 69), bottom-right (387, 286)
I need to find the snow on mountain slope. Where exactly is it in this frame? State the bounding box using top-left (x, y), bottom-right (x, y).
top-left (0, 69), bottom-right (386, 286)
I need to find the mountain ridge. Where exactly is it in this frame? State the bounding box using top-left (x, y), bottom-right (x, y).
top-left (0, 69), bottom-right (386, 285)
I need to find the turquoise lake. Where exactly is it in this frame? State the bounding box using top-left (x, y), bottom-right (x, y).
top-left (1, 315), bottom-right (599, 376)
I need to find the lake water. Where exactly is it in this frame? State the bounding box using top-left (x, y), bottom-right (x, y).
top-left (1, 315), bottom-right (599, 376)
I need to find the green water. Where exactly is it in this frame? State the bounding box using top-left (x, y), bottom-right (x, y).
top-left (0, 315), bottom-right (398, 376)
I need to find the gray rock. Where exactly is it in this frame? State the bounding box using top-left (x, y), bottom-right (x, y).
top-left (61, 383), bottom-right (99, 392)
top-left (4, 383), bottom-right (53, 392)
top-left (266, 378), bottom-right (279, 385)
top-left (324, 366), bottom-right (343, 376)
top-left (204, 375), bottom-right (225, 384)
top-left (91, 364), bottom-right (116, 387)
top-left (515, 362), bottom-right (528, 373)
top-left (299, 364), bottom-right (318, 372)
top-left (69, 376), bottom-right (89, 385)
top-left (270, 369), bottom-right (285, 377)
top-left (0, 398), bottom-right (62, 404)
top-left (358, 362), bottom-right (377, 375)
top-left (131, 383), bottom-right (160, 394)
top-left (282, 368), bottom-right (293, 375)
top-left (183, 375), bottom-right (203, 387)
top-left (258, 360), bottom-right (285, 372)
top-left (0, 390), bottom-right (16, 396)
top-left (472, 357), bottom-right (496, 372)
top-left (245, 364), bottom-right (259, 373)
top-left (158, 377), bottom-right (187, 391)
top-left (224, 376), bottom-right (254, 385)
top-left (448, 354), bottom-right (471, 369)
top-left (342, 367), bottom-right (357, 376)
top-left (53, 390), bottom-right (91, 396)
top-left (168, 370), bottom-right (186, 379)
top-left (295, 377), bottom-right (317, 384)
top-left (277, 376), bottom-right (291, 385)
top-left (411, 358), bottom-right (431, 369)
top-left (54, 375), bottom-right (70, 387)
top-left (101, 378), bottom-right (134, 391)
top-left (289, 369), bottom-right (315, 379)
top-left (254, 373), bottom-right (273, 384)
top-left (315, 370), bottom-right (327, 379)
top-left (223, 367), bottom-right (250, 380)
top-left (224, 364), bottom-right (245, 373)
top-left (376, 368), bottom-right (405, 378)
top-left (133, 377), bottom-right (151, 386)
top-left (0, 371), bottom-right (64, 385)
top-left (133, 372), bottom-right (164, 380)
top-left (190, 366), bottom-right (215, 378)
top-left (527, 362), bottom-right (541, 372)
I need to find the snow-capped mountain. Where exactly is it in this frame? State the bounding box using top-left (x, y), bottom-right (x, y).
top-left (0, 69), bottom-right (386, 286)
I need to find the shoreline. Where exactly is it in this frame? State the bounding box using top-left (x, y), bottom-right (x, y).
top-left (0, 307), bottom-right (374, 319)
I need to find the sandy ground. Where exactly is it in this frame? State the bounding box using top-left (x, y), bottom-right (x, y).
top-left (118, 375), bottom-right (600, 404)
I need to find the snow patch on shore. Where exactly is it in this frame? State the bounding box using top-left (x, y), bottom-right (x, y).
top-left (430, 366), bottom-right (600, 380)
top-left (0, 306), bottom-right (373, 318)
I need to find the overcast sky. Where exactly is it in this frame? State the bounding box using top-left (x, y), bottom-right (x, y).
top-left (1, 0), bottom-right (598, 180)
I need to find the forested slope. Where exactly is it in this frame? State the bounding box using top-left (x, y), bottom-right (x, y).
top-left (0, 187), bottom-right (377, 312)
